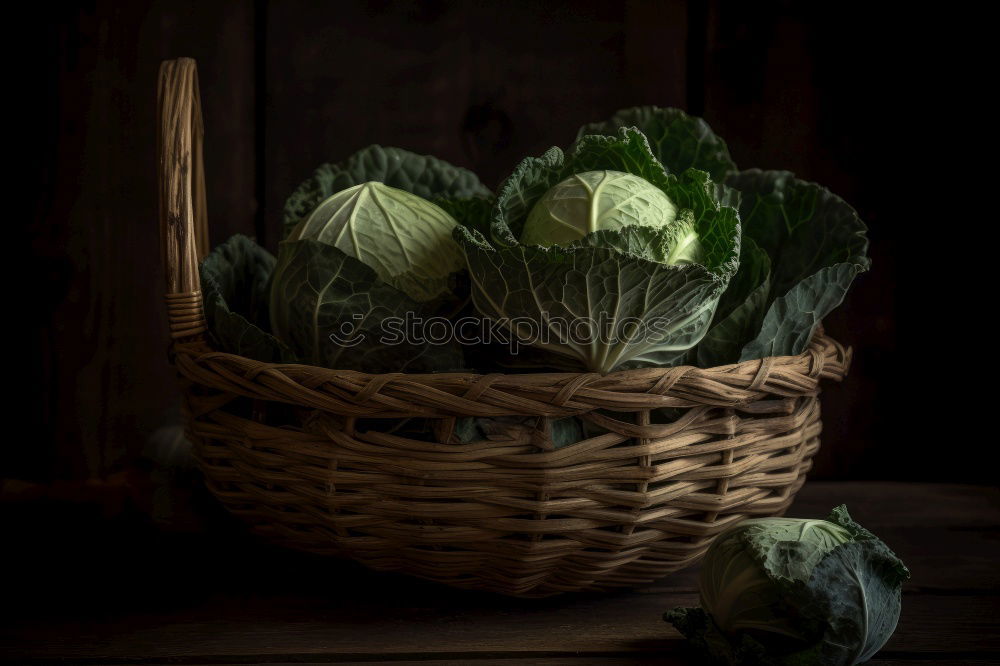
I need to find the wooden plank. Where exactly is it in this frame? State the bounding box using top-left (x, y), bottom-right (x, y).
top-left (787, 481), bottom-right (1000, 528)
top-left (623, 0), bottom-right (687, 108)
top-left (262, 0), bottom-right (689, 245)
top-left (789, 482), bottom-right (1000, 593)
top-left (698, 2), bottom-right (944, 482)
top-left (2, 592), bottom-right (996, 662)
top-left (18, 0), bottom-right (256, 483)
top-left (3, 482), bottom-right (993, 609)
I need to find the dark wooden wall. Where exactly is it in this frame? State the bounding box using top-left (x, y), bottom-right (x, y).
top-left (14, 0), bottom-right (944, 489)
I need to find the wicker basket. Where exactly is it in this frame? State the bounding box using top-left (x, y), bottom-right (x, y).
top-left (158, 58), bottom-right (852, 597)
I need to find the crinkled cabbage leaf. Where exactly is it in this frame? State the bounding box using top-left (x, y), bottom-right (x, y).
top-left (574, 105), bottom-right (737, 183)
top-left (200, 234), bottom-right (292, 363)
top-left (282, 144), bottom-right (492, 239)
top-left (725, 170), bottom-right (870, 362)
top-left (269, 239), bottom-right (466, 373)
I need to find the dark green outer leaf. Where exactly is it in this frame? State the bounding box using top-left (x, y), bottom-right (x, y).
top-left (435, 194), bottom-right (496, 238)
top-left (714, 237), bottom-right (770, 324)
top-left (575, 106), bottom-right (738, 182)
top-left (282, 145), bottom-right (491, 239)
top-left (826, 505), bottom-right (910, 586)
top-left (200, 235), bottom-right (292, 363)
top-left (694, 237), bottom-right (771, 367)
top-left (725, 169), bottom-right (870, 360)
top-left (739, 518), bottom-right (853, 585)
top-left (489, 145), bottom-right (573, 245)
top-left (727, 170), bottom-right (869, 297)
top-left (789, 541), bottom-right (904, 665)
top-left (785, 508), bottom-right (908, 664)
top-left (269, 239), bottom-right (465, 373)
top-left (738, 263), bottom-right (859, 362)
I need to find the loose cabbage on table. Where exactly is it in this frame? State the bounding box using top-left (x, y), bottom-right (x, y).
top-left (665, 506), bottom-right (909, 665)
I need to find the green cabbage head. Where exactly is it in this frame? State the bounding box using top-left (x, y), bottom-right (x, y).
top-left (268, 145), bottom-right (490, 372)
top-left (287, 181), bottom-right (464, 302)
top-left (455, 128), bottom-right (741, 373)
top-left (520, 171), bottom-right (696, 259)
top-left (666, 506), bottom-right (910, 665)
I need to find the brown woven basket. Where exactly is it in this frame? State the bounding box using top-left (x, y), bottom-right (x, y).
top-left (158, 58), bottom-right (852, 597)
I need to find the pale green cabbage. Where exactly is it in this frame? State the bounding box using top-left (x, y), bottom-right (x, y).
top-left (287, 181), bottom-right (463, 303)
top-left (266, 145), bottom-right (491, 372)
top-left (520, 170), bottom-right (682, 247)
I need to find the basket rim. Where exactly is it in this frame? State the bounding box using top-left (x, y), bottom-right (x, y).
top-left (172, 330), bottom-right (850, 419)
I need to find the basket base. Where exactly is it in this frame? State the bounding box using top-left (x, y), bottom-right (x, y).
top-left (190, 394), bottom-right (822, 597)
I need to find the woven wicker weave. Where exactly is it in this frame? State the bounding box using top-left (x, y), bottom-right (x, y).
top-left (159, 58), bottom-right (851, 597)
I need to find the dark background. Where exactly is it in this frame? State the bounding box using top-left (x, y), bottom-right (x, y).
top-left (10, 0), bottom-right (955, 516)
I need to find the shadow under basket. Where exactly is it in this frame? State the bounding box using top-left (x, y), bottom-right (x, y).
top-left (158, 58), bottom-right (852, 597)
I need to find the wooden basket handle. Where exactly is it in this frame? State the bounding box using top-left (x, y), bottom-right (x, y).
top-left (158, 58), bottom-right (209, 340)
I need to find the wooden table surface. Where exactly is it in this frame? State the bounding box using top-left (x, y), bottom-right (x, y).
top-left (2, 482), bottom-right (997, 665)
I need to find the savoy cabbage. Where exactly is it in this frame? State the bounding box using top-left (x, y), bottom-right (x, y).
top-left (577, 107), bottom-right (870, 367)
top-left (456, 127), bottom-right (741, 373)
top-left (268, 145), bottom-right (491, 373)
top-left (665, 506), bottom-right (909, 665)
